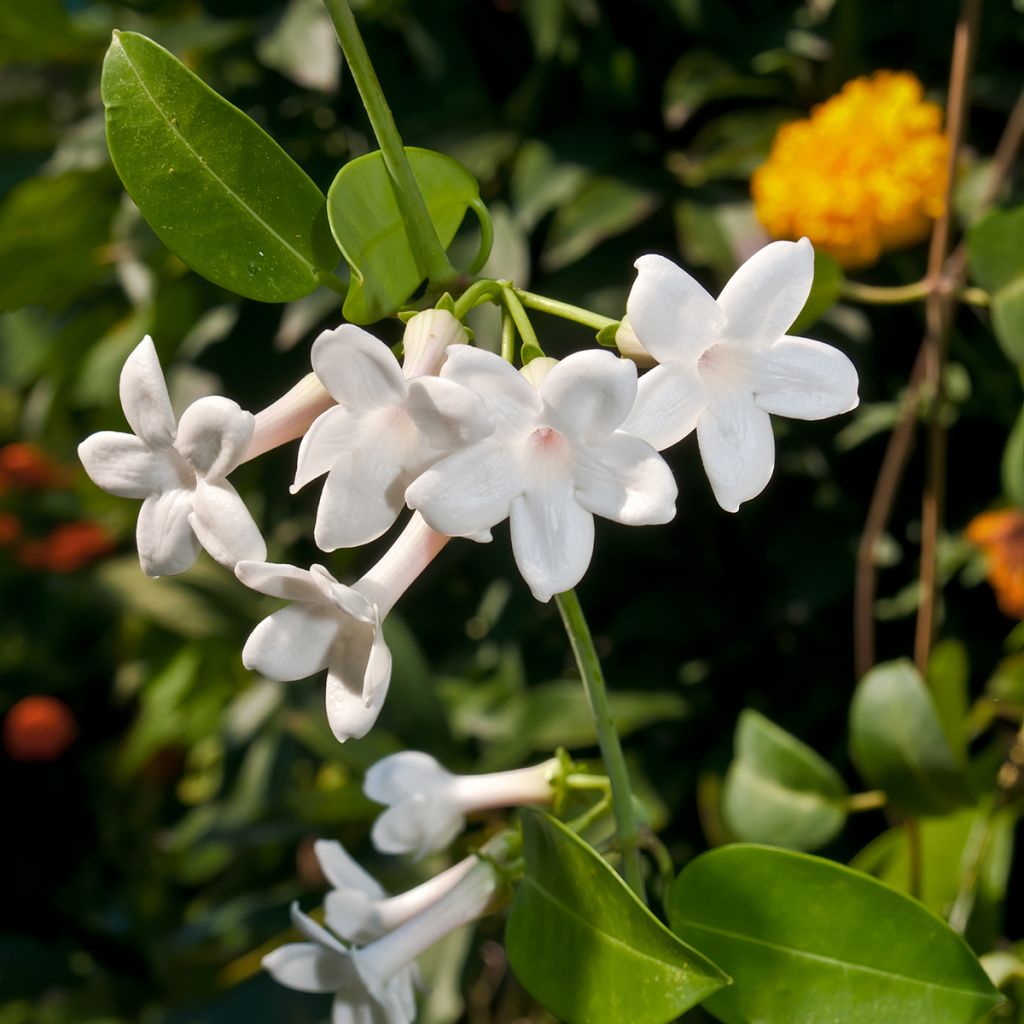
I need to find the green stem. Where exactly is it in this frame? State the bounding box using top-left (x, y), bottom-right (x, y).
top-left (846, 789), bottom-right (887, 812)
top-left (322, 0), bottom-right (456, 287)
top-left (500, 305), bottom-right (516, 364)
top-left (500, 285), bottom-right (543, 362)
top-left (514, 288), bottom-right (619, 331)
top-left (555, 589), bottom-right (645, 900)
top-left (841, 279), bottom-right (931, 305)
top-left (452, 279), bottom-right (502, 320)
top-left (316, 269), bottom-right (349, 297)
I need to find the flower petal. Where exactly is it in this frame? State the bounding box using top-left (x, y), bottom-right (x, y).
top-left (120, 336), bottom-right (176, 450)
top-left (441, 346), bottom-right (541, 435)
top-left (263, 943), bottom-right (346, 994)
top-left (696, 391), bottom-right (775, 512)
top-left (290, 902), bottom-right (348, 953)
top-left (406, 439), bottom-right (522, 538)
top-left (188, 478), bottom-right (266, 568)
top-left (78, 432), bottom-right (182, 499)
top-left (136, 488), bottom-right (199, 577)
top-left (242, 604), bottom-right (337, 681)
top-left (325, 634), bottom-right (391, 743)
top-left (538, 350), bottom-right (637, 442)
top-left (748, 336), bottom-right (860, 420)
top-left (405, 376), bottom-right (494, 451)
top-left (716, 237), bottom-right (813, 348)
top-left (293, 405), bottom-right (371, 493)
top-left (619, 361), bottom-right (708, 451)
top-left (626, 254), bottom-right (724, 366)
top-left (574, 433), bottom-right (677, 526)
top-left (509, 483), bottom-right (595, 602)
top-left (364, 751), bottom-right (450, 804)
top-left (314, 839), bottom-right (386, 899)
top-left (312, 324), bottom-right (407, 410)
top-left (370, 796), bottom-right (463, 859)
top-left (175, 396), bottom-right (254, 479)
top-left (234, 560), bottom-right (325, 603)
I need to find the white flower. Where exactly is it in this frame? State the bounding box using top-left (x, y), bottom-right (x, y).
top-left (243, 372), bottom-right (335, 463)
top-left (77, 335), bottom-right (265, 576)
top-left (621, 238), bottom-right (859, 512)
top-left (364, 751), bottom-right (557, 858)
top-left (236, 513), bottom-right (448, 742)
top-left (405, 347), bottom-right (677, 602)
top-left (293, 312), bottom-right (492, 551)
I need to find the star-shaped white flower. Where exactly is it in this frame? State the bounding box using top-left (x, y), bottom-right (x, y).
top-left (77, 336), bottom-right (265, 576)
top-left (405, 347), bottom-right (677, 602)
top-left (621, 238), bottom-right (860, 511)
top-left (293, 312), bottom-right (492, 551)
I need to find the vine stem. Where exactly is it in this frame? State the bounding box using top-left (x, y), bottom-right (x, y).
top-left (554, 589), bottom-right (645, 900)
top-left (840, 279), bottom-right (989, 307)
top-left (322, 0), bottom-right (456, 288)
top-left (514, 288), bottom-right (619, 331)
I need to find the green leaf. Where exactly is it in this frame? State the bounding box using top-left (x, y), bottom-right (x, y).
top-left (662, 51), bottom-right (782, 130)
top-left (669, 844), bottom-right (1002, 1024)
top-left (327, 147), bottom-right (480, 324)
top-left (968, 206), bottom-right (1024, 364)
top-left (506, 811), bottom-right (728, 1024)
top-left (791, 250), bottom-right (844, 334)
top-left (721, 709), bottom-right (847, 851)
top-left (102, 30), bottom-right (338, 302)
top-left (926, 639), bottom-right (970, 763)
top-left (1002, 404), bottom-right (1024, 506)
top-left (849, 659), bottom-right (974, 816)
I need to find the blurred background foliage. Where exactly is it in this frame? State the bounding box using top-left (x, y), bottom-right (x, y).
top-left (2, 0), bottom-right (1024, 1020)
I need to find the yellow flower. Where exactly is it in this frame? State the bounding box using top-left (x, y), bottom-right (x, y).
top-left (751, 72), bottom-right (949, 269)
top-left (966, 509), bottom-right (1024, 620)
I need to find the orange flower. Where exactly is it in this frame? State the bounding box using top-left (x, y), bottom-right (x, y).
top-left (0, 442), bottom-right (66, 490)
top-left (3, 695), bottom-right (78, 762)
top-left (0, 512), bottom-right (21, 546)
top-left (17, 521), bottom-right (115, 573)
top-left (966, 509), bottom-right (1024, 619)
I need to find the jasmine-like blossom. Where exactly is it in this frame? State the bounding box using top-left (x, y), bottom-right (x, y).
top-left (406, 347), bottom-right (677, 602)
top-left (78, 335), bottom-right (265, 576)
top-left (235, 512), bottom-right (448, 742)
top-left (293, 310), bottom-right (492, 551)
top-left (243, 372), bottom-right (336, 463)
top-left (364, 751), bottom-right (557, 858)
top-left (621, 238), bottom-right (859, 512)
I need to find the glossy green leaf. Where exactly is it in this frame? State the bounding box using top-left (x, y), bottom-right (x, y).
top-left (791, 250), bottom-right (844, 333)
top-left (722, 709), bottom-right (847, 851)
top-left (968, 206), bottom-right (1024, 365)
top-left (102, 30), bottom-right (338, 302)
top-left (1002, 404), bottom-right (1024, 506)
top-left (328, 147), bottom-right (480, 324)
top-left (670, 845), bottom-right (1002, 1024)
top-left (849, 659), bottom-right (974, 816)
top-left (506, 810), bottom-right (728, 1024)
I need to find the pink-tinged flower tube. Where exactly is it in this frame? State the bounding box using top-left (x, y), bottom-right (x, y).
top-left (621, 238), bottom-right (860, 512)
top-left (235, 513), bottom-right (448, 742)
top-left (364, 751), bottom-right (557, 858)
top-left (243, 373), bottom-right (336, 463)
top-left (77, 336), bottom-right (265, 576)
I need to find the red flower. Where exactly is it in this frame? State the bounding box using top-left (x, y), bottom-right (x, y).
top-left (17, 521), bottom-right (116, 573)
top-left (0, 443), bottom-right (67, 491)
top-left (3, 696), bottom-right (78, 762)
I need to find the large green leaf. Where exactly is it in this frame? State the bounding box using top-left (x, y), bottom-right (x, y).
top-left (849, 659), bottom-right (974, 816)
top-left (505, 811), bottom-right (727, 1024)
top-left (669, 845), bottom-right (1002, 1024)
top-left (1002, 404), bottom-right (1024, 506)
top-left (722, 709), bottom-right (847, 851)
top-left (968, 206), bottom-right (1024, 365)
top-left (327, 147), bottom-right (480, 324)
top-left (102, 30), bottom-right (338, 302)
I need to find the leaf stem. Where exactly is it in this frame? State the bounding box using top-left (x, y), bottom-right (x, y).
top-left (554, 589), bottom-right (645, 900)
top-left (500, 285), bottom-right (543, 362)
top-left (846, 789), bottom-right (888, 813)
top-left (514, 288), bottom-right (619, 331)
top-left (840, 278), bottom-right (990, 307)
top-left (322, 0), bottom-right (456, 288)
top-left (316, 269), bottom-right (349, 297)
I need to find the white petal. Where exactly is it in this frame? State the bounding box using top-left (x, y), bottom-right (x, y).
top-left (314, 839), bottom-right (386, 899)
top-left (136, 488), bottom-right (199, 577)
top-left (538, 350), bottom-right (638, 442)
top-left (626, 255), bottom-right (724, 366)
top-left (405, 439), bottom-right (522, 538)
top-left (175, 396), bottom-right (254, 479)
top-left (189, 478), bottom-right (266, 568)
top-left (748, 336), bottom-right (860, 420)
top-left (235, 560), bottom-right (326, 603)
top-left (364, 751), bottom-right (450, 805)
top-left (509, 483), bottom-right (595, 602)
top-left (574, 433), bottom-right (677, 526)
top-left (120, 336), bottom-right (176, 450)
top-left (620, 361), bottom-right (708, 451)
top-left (405, 376), bottom-right (494, 451)
top-left (291, 903), bottom-right (348, 953)
top-left (78, 432), bottom-right (183, 499)
top-left (325, 889), bottom-right (382, 945)
top-left (263, 943), bottom-right (346, 994)
top-left (696, 392), bottom-right (775, 512)
top-left (293, 405), bottom-right (371, 493)
top-left (312, 324), bottom-right (407, 410)
top-left (441, 346), bottom-right (541, 435)
top-left (370, 797), bottom-right (464, 859)
top-left (325, 635), bottom-right (391, 742)
top-left (716, 238), bottom-right (813, 348)
top-left (242, 604), bottom-right (337, 681)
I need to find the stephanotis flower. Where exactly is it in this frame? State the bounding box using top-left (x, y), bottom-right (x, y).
top-left (364, 751), bottom-right (557, 859)
top-left (235, 512), bottom-right (448, 742)
top-left (78, 336), bottom-right (265, 576)
top-left (293, 310), bottom-right (492, 551)
top-left (406, 347), bottom-right (677, 602)
top-left (621, 238), bottom-right (860, 512)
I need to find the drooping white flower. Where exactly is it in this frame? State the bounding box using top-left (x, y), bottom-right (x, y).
top-left (405, 347), bottom-right (678, 602)
top-left (621, 238), bottom-right (860, 512)
top-left (364, 751), bottom-right (557, 859)
top-left (235, 513), bottom-right (448, 742)
top-left (293, 311), bottom-right (491, 551)
top-left (77, 336), bottom-right (266, 576)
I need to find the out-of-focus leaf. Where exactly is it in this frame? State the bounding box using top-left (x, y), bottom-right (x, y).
top-left (791, 250), bottom-right (843, 333)
top-left (721, 709), bottom-right (847, 851)
top-left (510, 140), bottom-right (589, 232)
top-left (257, 0), bottom-right (340, 92)
top-left (674, 200), bottom-right (764, 283)
top-left (849, 659), bottom-right (974, 816)
top-left (967, 206), bottom-right (1024, 364)
top-left (1002, 404), bottom-right (1024, 506)
top-left (0, 0), bottom-right (89, 63)
top-left (506, 811), bottom-right (727, 1024)
top-left (670, 845), bottom-right (1002, 1024)
top-left (327, 147), bottom-right (479, 323)
top-left (102, 31), bottom-right (338, 302)
top-left (926, 639), bottom-right (969, 763)
top-left (663, 51), bottom-right (782, 130)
